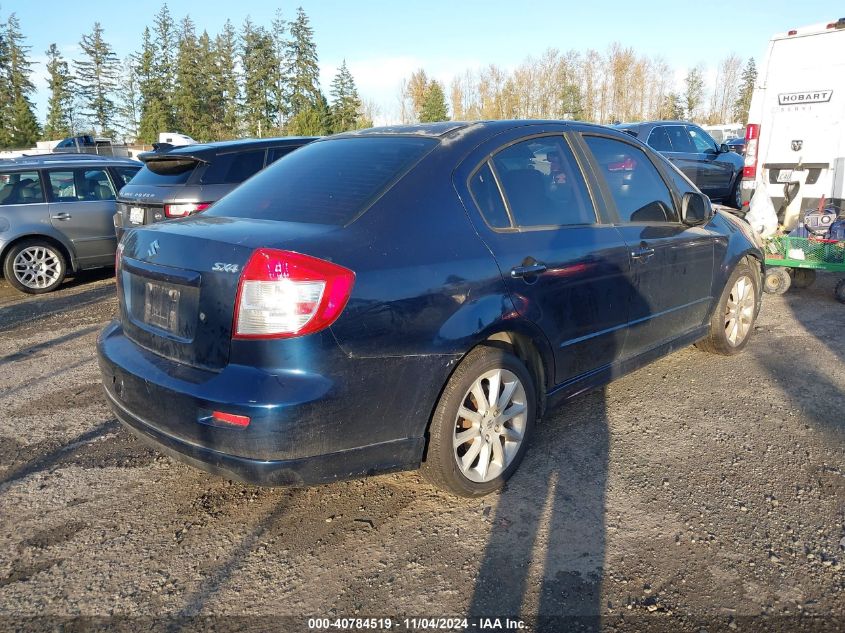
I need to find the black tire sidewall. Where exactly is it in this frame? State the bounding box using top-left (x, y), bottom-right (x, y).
top-left (427, 346), bottom-right (536, 497)
top-left (3, 240), bottom-right (67, 294)
top-left (710, 261), bottom-right (760, 354)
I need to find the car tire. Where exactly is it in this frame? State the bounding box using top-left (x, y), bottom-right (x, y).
top-left (790, 268), bottom-right (816, 289)
top-left (2, 239), bottom-right (67, 294)
top-left (731, 178), bottom-right (742, 210)
top-left (763, 267), bottom-right (791, 295)
top-left (696, 258), bottom-right (760, 355)
top-left (835, 279), bottom-right (845, 304)
top-left (421, 345), bottom-right (536, 497)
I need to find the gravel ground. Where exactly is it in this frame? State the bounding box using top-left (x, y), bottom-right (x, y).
top-left (0, 270), bottom-right (843, 633)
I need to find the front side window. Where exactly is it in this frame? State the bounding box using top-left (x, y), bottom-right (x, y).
top-left (49, 170), bottom-right (77, 201)
top-left (484, 136), bottom-right (595, 228)
top-left (583, 136), bottom-right (678, 224)
top-left (0, 171), bottom-right (44, 205)
top-left (688, 126), bottom-right (719, 153)
top-left (82, 169), bottom-right (116, 200)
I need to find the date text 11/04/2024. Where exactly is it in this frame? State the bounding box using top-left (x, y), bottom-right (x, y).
top-left (307, 618), bottom-right (527, 630)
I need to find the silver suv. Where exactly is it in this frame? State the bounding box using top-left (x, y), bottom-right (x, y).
top-left (0, 154), bottom-right (140, 294)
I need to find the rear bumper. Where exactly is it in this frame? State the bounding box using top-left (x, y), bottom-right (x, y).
top-left (105, 386), bottom-right (424, 485)
top-left (97, 321), bottom-right (451, 485)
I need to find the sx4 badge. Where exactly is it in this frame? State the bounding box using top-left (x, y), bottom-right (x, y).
top-left (212, 262), bottom-right (240, 273)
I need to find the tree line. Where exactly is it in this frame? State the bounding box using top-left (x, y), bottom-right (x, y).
top-left (0, 4), bottom-right (370, 149)
top-left (401, 47), bottom-right (756, 128)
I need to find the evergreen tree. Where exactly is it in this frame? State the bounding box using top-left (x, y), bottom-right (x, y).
top-left (684, 65), bottom-right (705, 121)
top-left (733, 58), bottom-right (756, 124)
top-left (419, 80), bottom-right (449, 123)
top-left (136, 27), bottom-right (169, 143)
top-left (240, 17), bottom-right (275, 137)
top-left (173, 16), bottom-right (202, 138)
top-left (115, 56), bottom-right (140, 142)
top-left (215, 20), bottom-right (240, 138)
top-left (196, 30), bottom-right (224, 140)
top-left (153, 3), bottom-right (176, 130)
top-left (75, 22), bottom-right (119, 135)
top-left (0, 20), bottom-right (9, 147)
top-left (659, 92), bottom-right (685, 120)
top-left (329, 60), bottom-right (361, 132)
top-left (287, 92), bottom-right (330, 136)
top-left (3, 14), bottom-right (40, 147)
top-left (285, 7), bottom-right (321, 119)
top-left (271, 9), bottom-right (291, 130)
top-left (44, 43), bottom-right (74, 139)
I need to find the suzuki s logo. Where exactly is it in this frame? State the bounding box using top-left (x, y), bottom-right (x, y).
top-left (147, 240), bottom-right (160, 258)
top-left (791, 140), bottom-right (803, 151)
top-left (212, 262), bottom-right (240, 274)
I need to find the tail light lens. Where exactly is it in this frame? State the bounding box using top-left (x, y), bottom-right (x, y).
top-left (164, 202), bottom-right (212, 218)
top-left (742, 124), bottom-right (760, 179)
top-left (233, 249), bottom-right (355, 339)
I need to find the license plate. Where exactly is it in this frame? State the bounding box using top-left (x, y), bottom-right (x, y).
top-left (143, 282), bottom-right (181, 332)
top-left (776, 170), bottom-right (793, 183)
top-left (129, 206), bottom-right (145, 224)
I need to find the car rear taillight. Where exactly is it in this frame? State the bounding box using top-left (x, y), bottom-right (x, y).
top-left (233, 248), bottom-right (355, 339)
top-left (742, 124), bottom-right (760, 179)
top-left (164, 202), bottom-right (212, 218)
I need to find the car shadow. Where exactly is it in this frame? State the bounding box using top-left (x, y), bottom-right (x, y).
top-left (468, 388), bottom-right (609, 632)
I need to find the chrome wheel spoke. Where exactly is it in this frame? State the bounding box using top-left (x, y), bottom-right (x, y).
top-left (452, 367), bottom-right (528, 484)
top-left (725, 275), bottom-right (754, 346)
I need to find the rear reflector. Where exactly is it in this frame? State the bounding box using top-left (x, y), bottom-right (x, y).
top-left (164, 202), bottom-right (212, 218)
top-left (233, 249), bottom-right (355, 339)
top-left (211, 411), bottom-right (251, 427)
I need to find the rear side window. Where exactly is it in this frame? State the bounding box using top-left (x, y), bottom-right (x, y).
top-left (113, 166), bottom-right (140, 187)
top-left (469, 163), bottom-right (510, 228)
top-left (664, 126), bottom-right (696, 153)
top-left (206, 137), bottom-right (437, 225)
top-left (201, 150), bottom-right (266, 184)
top-left (0, 171), bottom-right (44, 205)
top-left (647, 127), bottom-right (673, 152)
top-left (584, 136), bottom-right (677, 223)
top-left (129, 158), bottom-right (199, 186)
top-left (48, 168), bottom-right (115, 201)
top-left (267, 145), bottom-right (300, 165)
top-left (484, 136), bottom-right (595, 228)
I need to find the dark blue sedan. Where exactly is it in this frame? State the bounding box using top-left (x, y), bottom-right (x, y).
top-left (98, 121), bottom-right (763, 497)
top-left (615, 121), bottom-right (745, 209)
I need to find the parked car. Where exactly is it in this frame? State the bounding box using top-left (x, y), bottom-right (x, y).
top-left (98, 121), bottom-right (763, 497)
top-left (0, 154), bottom-right (140, 294)
top-left (52, 134), bottom-right (130, 158)
top-left (725, 137), bottom-right (746, 156)
top-left (113, 137), bottom-right (318, 238)
top-left (615, 121), bottom-right (745, 209)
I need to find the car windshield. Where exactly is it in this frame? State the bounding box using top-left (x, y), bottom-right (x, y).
top-left (205, 136), bottom-right (437, 225)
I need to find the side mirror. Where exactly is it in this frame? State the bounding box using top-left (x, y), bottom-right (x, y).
top-left (719, 143), bottom-right (731, 153)
top-left (681, 191), bottom-right (713, 225)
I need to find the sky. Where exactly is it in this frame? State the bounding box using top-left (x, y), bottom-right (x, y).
top-left (4, 0), bottom-right (841, 127)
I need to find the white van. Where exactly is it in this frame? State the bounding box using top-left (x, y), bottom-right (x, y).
top-left (741, 18), bottom-right (845, 229)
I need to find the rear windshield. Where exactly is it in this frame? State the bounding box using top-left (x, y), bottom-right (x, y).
top-left (200, 149), bottom-right (266, 185)
top-left (205, 137), bottom-right (437, 225)
top-left (129, 158), bottom-right (199, 186)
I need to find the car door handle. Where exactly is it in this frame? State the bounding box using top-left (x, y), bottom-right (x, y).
top-left (51, 212), bottom-right (72, 220)
top-left (631, 246), bottom-right (655, 260)
top-left (511, 263), bottom-right (547, 278)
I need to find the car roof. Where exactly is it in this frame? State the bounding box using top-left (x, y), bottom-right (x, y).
top-left (151, 136), bottom-right (320, 158)
top-left (0, 154), bottom-right (141, 169)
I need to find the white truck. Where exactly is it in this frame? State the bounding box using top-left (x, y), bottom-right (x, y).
top-left (741, 18), bottom-right (845, 229)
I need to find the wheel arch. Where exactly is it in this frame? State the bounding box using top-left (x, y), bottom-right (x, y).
top-left (0, 232), bottom-right (76, 276)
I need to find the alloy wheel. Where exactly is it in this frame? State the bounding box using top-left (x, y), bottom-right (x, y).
top-left (452, 368), bottom-right (528, 483)
top-left (725, 275), bottom-right (755, 346)
top-left (12, 246), bottom-right (62, 290)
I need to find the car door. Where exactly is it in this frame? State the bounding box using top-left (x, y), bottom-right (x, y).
top-left (687, 125), bottom-right (735, 199)
top-left (459, 132), bottom-right (633, 387)
top-left (47, 167), bottom-right (118, 266)
top-left (579, 133), bottom-right (716, 359)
